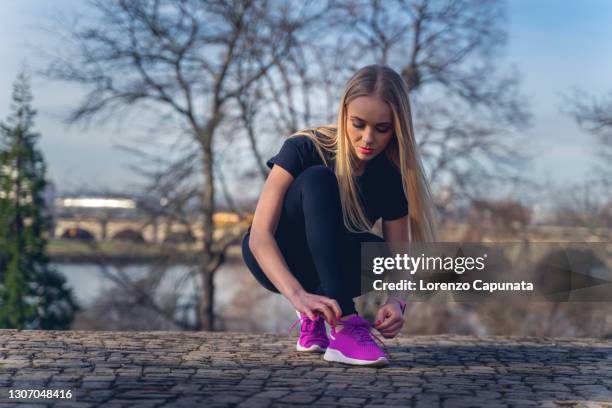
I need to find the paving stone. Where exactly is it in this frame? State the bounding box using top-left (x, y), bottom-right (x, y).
top-left (252, 390), bottom-right (289, 399)
top-left (0, 330), bottom-right (610, 407)
top-left (282, 391), bottom-right (318, 403)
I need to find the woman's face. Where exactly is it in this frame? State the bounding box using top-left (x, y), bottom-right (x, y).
top-left (346, 95), bottom-right (394, 170)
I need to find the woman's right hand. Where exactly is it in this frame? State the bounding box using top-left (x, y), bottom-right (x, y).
top-left (289, 289), bottom-right (342, 326)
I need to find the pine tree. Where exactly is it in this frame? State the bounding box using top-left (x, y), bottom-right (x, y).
top-left (0, 69), bottom-right (78, 329)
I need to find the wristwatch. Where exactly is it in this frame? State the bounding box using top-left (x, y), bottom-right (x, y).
top-left (389, 298), bottom-right (407, 315)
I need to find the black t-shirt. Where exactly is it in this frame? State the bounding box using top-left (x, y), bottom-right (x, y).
top-left (266, 135), bottom-right (409, 223)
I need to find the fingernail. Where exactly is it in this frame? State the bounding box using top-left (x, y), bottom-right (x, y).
top-left (375, 320), bottom-right (381, 325)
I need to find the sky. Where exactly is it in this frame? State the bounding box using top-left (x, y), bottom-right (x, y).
top-left (0, 0), bottom-right (611, 198)
top-left (504, 0), bottom-right (612, 190)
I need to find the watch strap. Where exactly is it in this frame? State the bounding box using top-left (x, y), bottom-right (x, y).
top-left (398, 299), bottom-right (407, 315)
top-left (389, 298), bottom-right (407, 315)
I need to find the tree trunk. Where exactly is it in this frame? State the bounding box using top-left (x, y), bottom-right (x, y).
top-left (198, 130), bottom-right (216, 331)
top-left (199, 266), bottom-right (215, 331)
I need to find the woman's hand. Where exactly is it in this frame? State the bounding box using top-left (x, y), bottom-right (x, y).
top-left (289, 289), bottom-right (342, 326)
top-left (374, 300), bottom-right (405, 338)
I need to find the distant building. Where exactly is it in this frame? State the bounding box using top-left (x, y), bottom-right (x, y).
top-left (55, 194), bottom-right (139, 219)
top-left (51, 192), bottom-right (247, 242)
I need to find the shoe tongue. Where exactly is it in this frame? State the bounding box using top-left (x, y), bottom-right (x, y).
top-left (342, 316), bottom-right (371, 334)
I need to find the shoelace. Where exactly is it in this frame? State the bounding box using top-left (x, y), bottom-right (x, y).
top-left (335, 318), bottom-right (387, 351)
top-left (288, 314), bottom-right (326, 337)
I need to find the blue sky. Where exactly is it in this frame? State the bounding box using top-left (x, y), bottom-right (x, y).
top-left (1, 0), bottom-right (611, 197)
top-left (505, 0), bottom-right (612, 188)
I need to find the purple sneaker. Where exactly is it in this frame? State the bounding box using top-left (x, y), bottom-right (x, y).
top-left (323, 315), bottom-right (388, 366)
top-left (288, 311), bottom-right (329, 352)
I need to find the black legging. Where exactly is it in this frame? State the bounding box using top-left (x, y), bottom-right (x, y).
top-left (241, 165), bottom-right (384, 316)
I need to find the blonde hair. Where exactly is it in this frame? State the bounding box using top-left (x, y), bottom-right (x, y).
top-left (290, 65), bottom-right (438, 242)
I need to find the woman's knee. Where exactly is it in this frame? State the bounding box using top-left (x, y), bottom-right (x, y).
top-left (296, 165), bottom-right (338, 191)
top-left (293, 165), bottom-right (342, 208)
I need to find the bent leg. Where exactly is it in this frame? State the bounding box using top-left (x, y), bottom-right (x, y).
top-left (280, 165), bottom-right (359, 315)
top-left (241, 225), bottom-right (321, 295)
top-left (242, 165), bottom-right (383, 316)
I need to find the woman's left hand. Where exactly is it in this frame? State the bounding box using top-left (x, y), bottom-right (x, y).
top-left (373, 301), bottom-right (405, 338)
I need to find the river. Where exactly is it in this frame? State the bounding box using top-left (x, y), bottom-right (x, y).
top-left (52, 259), bottom-right (297, 332)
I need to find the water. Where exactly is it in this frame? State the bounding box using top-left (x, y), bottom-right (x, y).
top-left (52, 259), bottom-right (296, 332)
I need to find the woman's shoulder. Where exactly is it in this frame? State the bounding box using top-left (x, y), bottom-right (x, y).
top-left (286, 133), bottom-right (316, 149)
top-left (281, 135), bottom-right (320, 163)
top-left (266, 130), bottom-right (332, 177)
top-left (287, 129), bottom-right (335, 162)
top-left (288, 127), bottom-right (335, 146)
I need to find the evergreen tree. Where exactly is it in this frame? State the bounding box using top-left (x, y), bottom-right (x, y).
top-left (0, 69), bottom-right (78, 329)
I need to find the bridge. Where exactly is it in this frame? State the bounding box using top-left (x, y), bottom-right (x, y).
top-left (52, 212), bottom-right (250, 243)
top-left (52, 214), bottom-right (611, 245)
top-left (50, 194), bottom-right (611, 245)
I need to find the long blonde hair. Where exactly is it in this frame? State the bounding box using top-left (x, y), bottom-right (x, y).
top-left (290, 65), bottom-right (438, 242)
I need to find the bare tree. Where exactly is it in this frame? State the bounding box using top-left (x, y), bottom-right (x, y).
top-left (42, 0), bottom-right (537, 332)
top-left (544, 180), bottom-right (612, 253)
top-left (462, 198), bottom-right (532, 241)
top-left (565, 89), bottom-right (612, 186)
top-left (203, 0), bottom-right (534, 215)
top-left (43, 0), bottom-right (330, 330)
top-left (333, 0), bottom-right (532, 215)
top-left (556, 88), bottom-right (612, 235)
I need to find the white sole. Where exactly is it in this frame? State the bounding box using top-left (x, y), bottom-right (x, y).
top-left (296, 340), bottom-right (326, 353)
top-left (323, 347), bottom-right (389, 367)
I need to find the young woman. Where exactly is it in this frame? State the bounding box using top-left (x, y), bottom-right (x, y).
top-left (242, 64), bottom-right (437, 366)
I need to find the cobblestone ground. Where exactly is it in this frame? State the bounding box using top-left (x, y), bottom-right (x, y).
top-left (0, 330), bottom-right (611, 407)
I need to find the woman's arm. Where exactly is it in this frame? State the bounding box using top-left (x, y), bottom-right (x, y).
top-left (249, 165), bottom-right (301, 298)
top-left (374, 214), bottom-right (410, 337)
top-left (382, 214), bottom-right (410, 305)
top-left (382, 213), bottom-right (410, 241)
top-left (249, 165), bottom-right (341, 323)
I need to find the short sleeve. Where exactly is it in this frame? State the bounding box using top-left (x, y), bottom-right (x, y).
top-left (380, 168), bottom-right (409, 221)
top-left (266, 136), bottom-right (320, 178)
